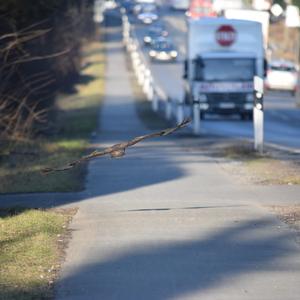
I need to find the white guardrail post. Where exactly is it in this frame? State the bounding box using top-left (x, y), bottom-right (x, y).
top-left (121, 10), bottom-right (130, 47)
top-left (253, 76), bottom-right (264, 154)
top-left (137, 64), bottom-right (145, 86)
top-left (176, 97), bottom-right (185, 125)
top-left (143, 69), bottom-right (151, 94)
top-left (147, 76), bottom-right (154, 101)
top-left (152, 91), bottom-right (159, 112)
top-left (193, 100), bottom-right (201, 135)
top-left (165, 98), bottom-right (172, 120)
top-left (93, 0), bottom-right (104, 23)
top-left (121, 10), bottom-right (172, 120)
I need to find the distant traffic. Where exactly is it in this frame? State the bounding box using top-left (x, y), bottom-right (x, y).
top-left (112, 0), bottom-right (299, 122)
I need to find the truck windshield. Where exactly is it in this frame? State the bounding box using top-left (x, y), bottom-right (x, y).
top-left (194, 58), bottom-right (255, 81)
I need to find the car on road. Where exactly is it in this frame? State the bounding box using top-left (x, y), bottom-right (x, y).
top-left (137, 4), bottom-right (159, 24)
top-left (137, 10), bottom-right (158, 25)
top-left (121, 0), bottom-right (135, 14)
top-left (103, 0), bottom-right (118, 10)
top-left (143, 25), bottom-right (168, 45)
top-left (133, 2), bottom-right (156, 15)
top-left (149, 38), bottom-right (178, 61)
top-left (138, 11), bottom-right (159, 24)
top-left (265, 60), bottom-right (298, 95)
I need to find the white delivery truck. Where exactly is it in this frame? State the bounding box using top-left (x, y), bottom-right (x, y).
top-left (224, 9), bottom-right (270, 49)
top-left (183, 17), bottom-right (265, 119)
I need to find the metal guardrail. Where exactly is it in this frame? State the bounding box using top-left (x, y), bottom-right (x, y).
top-left (121, 9), bottom-right (186, 126)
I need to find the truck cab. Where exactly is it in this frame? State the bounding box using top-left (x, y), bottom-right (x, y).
top-left (184, 18), bottom-right (264, 120)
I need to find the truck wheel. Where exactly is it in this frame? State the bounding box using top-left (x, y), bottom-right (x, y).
top-left (241, 112), bottom-right (252, 121)
top-left (184, 92), bottom-right (189, 105)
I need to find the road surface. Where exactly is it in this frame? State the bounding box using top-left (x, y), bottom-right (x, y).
top-left (133, 6), bottom-right (300, 151)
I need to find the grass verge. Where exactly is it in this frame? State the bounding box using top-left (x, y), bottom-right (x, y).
top-left (269, 205), bottom-right (300, 244)
top-left (217, 141), bottom-right (300, 185)
top-left (0, 207), bottom-right (76, 300)
top-left (0, 39), bottom-right (105, 193)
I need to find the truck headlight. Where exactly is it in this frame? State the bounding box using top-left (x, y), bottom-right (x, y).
top-left (200, 103), bottom-right (209, 110)
top-left (199, 94), bottom-right (207, 102)
top-left (256, 92), bottom-right (263, 99)
top-left (244, 103), bottom-right (253, 110)
top-left (144, 36), bottom-right (151, 43)
top-left (149, 50), bottom-right (156, 57)
top-left (246, 94), bottom-right (253, 102)
top-left (256, 103), bottom-right (263, 110)
top-left (170, 51), bottom-right (178, 57)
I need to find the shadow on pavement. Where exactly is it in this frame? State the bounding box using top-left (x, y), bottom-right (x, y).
top-left (56, 218), bottom-right (298, 299)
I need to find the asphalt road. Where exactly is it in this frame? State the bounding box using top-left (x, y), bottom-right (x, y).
top-left (133, 6), bottom-right (300, 151)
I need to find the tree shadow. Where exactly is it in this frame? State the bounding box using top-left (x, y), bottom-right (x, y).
top-left (0, 206), bottom-right (29, 218)
top-left (55, 218), bottom-right (299, 299)
top-left (60, 74), bottom-right (99, 95)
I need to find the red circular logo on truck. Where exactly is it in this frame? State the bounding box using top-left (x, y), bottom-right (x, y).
top-left (216, 25), bottom-right (236, 47)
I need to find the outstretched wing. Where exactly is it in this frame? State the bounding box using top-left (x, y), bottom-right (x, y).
top-left (41, 118), bottom-right (191, 174)
top-left (118, 118), bottom-right (191, 148)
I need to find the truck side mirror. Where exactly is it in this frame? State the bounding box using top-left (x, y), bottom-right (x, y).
top-left (183, 59), bottom-right (188, 79)
top-left (263, 58), bottom-right (268, 78)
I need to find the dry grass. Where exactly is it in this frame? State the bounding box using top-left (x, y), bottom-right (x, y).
top-left (245, 158), bottom-right (300, 185)
top-left (217, 142), bottom-right (300, 185)
top-left (0, 40), bottom-right (105, 193)
top-left (0, 207), bottom-right (76, 300)
top-left (270, 205), bottom-right (300, 227)
top-left (269, 205), bottom-right (300, 244)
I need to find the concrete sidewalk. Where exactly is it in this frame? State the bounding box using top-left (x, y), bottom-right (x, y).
top-left (54, 20), bottom-right (300, 300)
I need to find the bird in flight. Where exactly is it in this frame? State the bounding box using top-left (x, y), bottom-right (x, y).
top-left (42, 118), bottom-right (191, 174)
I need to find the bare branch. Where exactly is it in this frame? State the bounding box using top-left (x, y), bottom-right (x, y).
top-left (5, 48), bottom-right (71, 66)
top-left (0, 29), bottom-right (51, 44)
top-left (41, 118), bottom-right (192, 174)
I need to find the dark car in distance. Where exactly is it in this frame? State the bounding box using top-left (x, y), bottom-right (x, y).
top-left (148, 38), bottom-right (178, 62)
top-left (143, 25), bottom-right (168, 45)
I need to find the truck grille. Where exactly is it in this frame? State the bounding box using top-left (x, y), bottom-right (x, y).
top-left (207, 93), bottom-right (245, 103)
